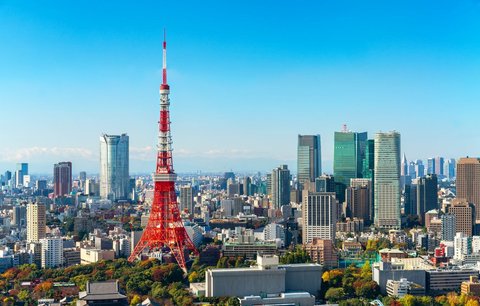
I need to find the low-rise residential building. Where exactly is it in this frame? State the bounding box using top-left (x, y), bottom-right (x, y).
top-left (461, 276), bottom-right (480, 296)
top-left (80, 248), bottom-right (115, 264)
top-left (386, 278), bottom-right (425, 297)
top-left (304, 238), bottom-right (338, 268)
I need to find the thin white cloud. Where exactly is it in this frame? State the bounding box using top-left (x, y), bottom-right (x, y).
top-left (0, 147), bottom-right (96, 162)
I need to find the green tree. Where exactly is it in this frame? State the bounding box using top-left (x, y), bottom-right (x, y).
top-left (361, 260), bottom-right (372, 279)
top-left (17, 290), bottom-right (30, 301)
top-left (325, 287), bottom-right (345, 303)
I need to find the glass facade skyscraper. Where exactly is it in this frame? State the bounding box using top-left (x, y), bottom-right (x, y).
top-left (100, 134), bottom-right (129, 201)
top-left (297, 135), bottom-right (322, 187)
top-left (271, 165), bottom-right (291, 209)
top-left (333, 131), bottom-right (367, 202)
top-left (374, 131), bottom-right (401, 229)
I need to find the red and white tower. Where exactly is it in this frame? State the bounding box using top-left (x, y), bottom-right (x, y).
top-left (128, 33), bottom-right (198, 271)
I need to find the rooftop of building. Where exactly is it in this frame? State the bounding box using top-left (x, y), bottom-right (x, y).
top-left (379, 248), bottom-right (406, 254)
top-left (78, 280), bottom-right (126, 301)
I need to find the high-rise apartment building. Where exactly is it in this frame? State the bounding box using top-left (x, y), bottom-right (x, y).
top-left (441, 214), bottom-right (456, 241)
top-left (27, 203), bottom-right (46, 242)
top-left (40, 237), bottom-right (63, 268)
top-left (346, 178), bottom-right (372, 224)
top-left (54, 161), bottom-right (72, 198)
top-left (297, 135), bottom-right (322, 188)
top-left (448, 199), bottom-right (475, 237)
top-left (302, 192), bottom-right (337, 243)
top-left (100, 134), bottom-right (129, 201)
top-left (180, 185), bottom-right (194, 213)
top-left (271, 165), bottom-right (291, 209)
top-left (12, 205), bottom-right (27, 227)
top-left (333, 130), bottom-right (367, 202)
top-left (416, 174), bottom-right (438, 224)
top-left (457, 157), bottom-right (480, 223)
top-left (374, 131), bottom-right (401, 229)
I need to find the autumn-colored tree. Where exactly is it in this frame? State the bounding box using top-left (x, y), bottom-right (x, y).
top-left (34, 281), bottom-right (53, 293)
top-left (466, 299), bottom-right (480, 306)
top-left (446, 291), bottom-right (459, 306)
top-left (130, 294), bottom-right (142, 306)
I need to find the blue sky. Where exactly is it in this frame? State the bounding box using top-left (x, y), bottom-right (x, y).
top-left (1, 1), bottom-right (480, 174)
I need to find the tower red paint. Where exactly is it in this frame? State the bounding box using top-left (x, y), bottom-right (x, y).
top-left (128, 34), bottom-right (198, 270)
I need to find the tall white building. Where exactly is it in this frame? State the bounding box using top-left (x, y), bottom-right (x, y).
top-left (40, 237), bottom-right (63, 268)
top-left (374, 131), bottom-right (401, 229)
top-left (263, 223), bottom-right (286, 244)
top-left (27, 203), bottom-right (46, 243)
top-left (454, 232), bottom-right (472, 260)
top-left (100, 134), bottom-right (129, 201)
top-left (302, 192), bottom-right (337, 243)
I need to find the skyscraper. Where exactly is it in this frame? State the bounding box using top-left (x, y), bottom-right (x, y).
top-left (27, 203), bottom-right (46, 242)
top-left (408, 161), bottom-right (416, 179)
top-left (243, 176), bottom-right (252, 196)
top-left (333, 130), bottom-right (367, 189)
top-left (374, 131), bottom-right (401, 229)
top-left (441, 214), bottom-right (456, 242)
top-left (15, 163), bottom-right (28, 187)
top-left (435, 157), bottom-right (444, 177)
top-left (180, 185), bottom-right (194, 213)
top-left (297, 135), bottom-right (322, 187)
top-left (401, 154), bottom-right (408, 176)
top-left (54, 161), bottom-right (72, 198)
top-left (302, 191), bottom-right (337, 243)
top-left (416, 174), bottom-right (438, 224)
top-left (346, 178), bottom-right (372, 224)
top-left (404, 184), bottom-right (417, 216)
top-left (271, 165), bottom-right (291, 209)
top-left (100, 134), bottom-right (129, 201)
top-left (448, 199), bottom-right (475, 237)
top-left (427, 158), bottom-right (435, 175)
top-left (12, 205), bottom-right (27, 227)
top-left (456, 157), bottom-right (480, 223)
top-left (362, 139), bottom-right (375, 179)
top-left (414, 160), bottom-right (425, 178)
top-left (445, 158), bottom-right (456, 180)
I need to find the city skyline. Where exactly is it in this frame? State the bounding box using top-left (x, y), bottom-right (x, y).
top-left (2, 1), bottom-right (480, 173)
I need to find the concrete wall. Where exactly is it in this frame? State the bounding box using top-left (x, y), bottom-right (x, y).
top-left (373, 267), bottom-right (427, 295)
top-left (281, 264), bottom-right (323, 297)
top-left (206, 269), bottom-right (285, 297)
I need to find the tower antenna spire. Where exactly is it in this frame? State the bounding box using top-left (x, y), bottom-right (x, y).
top-left (162, 29), bottom-right (167, 85)
top-left (129, 32), bottom-right (198, 271)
